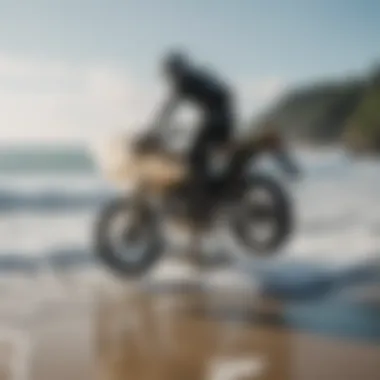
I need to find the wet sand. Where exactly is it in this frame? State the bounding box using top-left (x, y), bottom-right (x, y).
top-left (0, 309), bottom-right (93, 380)
top-left (0, 273), bottom-right (96, 380)
top-left (96, 284), bottom-right (380, 380)
top-left (0, 266), bottom-right (378, 380)
top-left (0, 342), bottom-right (12, 380)
top-left (28, 301), bottom-right (94, 380)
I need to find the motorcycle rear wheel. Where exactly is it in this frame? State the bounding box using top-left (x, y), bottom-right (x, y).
top-left (230, 174), bottom-right (293, 256)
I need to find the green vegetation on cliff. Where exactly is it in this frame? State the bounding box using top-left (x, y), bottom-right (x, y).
top-left (344, 69), bottom-right (380, 153)
top-left (262, 65), bottom-right (380, 153)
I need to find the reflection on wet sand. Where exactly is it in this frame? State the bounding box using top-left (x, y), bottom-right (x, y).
top-left (0, 342), bottom-right (11, 380)
top-left (96, 284), bottom-right (380, 380)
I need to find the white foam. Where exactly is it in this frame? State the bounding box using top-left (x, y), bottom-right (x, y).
top-left (0, 149), bottom-right (378, 295)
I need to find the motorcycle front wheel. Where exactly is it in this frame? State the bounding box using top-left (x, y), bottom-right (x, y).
top-left (229, 174), bottom-right (293, 256)
top-left (93, 196), bottom-right (164, 277)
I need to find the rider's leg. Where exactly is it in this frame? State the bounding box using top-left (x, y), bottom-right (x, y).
top-left (188, 111), bottom-right (232, 215)
top-left (205, 108), bottom-right (233, 189)
top-left (188, 123), bottom-right (211, 204)
top-left (189, 120), bottom-right (226, 185)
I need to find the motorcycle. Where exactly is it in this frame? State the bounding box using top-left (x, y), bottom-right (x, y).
top-left (93, 123), bottom-right (300, 277)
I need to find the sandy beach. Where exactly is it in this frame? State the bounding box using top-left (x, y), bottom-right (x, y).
top-left (0, 271), bottom-right (97, 380)
top-left (0, 259), bottom-right (378, 380)
top-left (95, 272), bottom-right (380, 380)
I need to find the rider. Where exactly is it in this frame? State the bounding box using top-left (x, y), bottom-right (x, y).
top-left (154, 49), bottom-right (235, 198)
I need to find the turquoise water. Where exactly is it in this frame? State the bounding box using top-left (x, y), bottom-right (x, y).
top-left (0, 146), bottom-right (95, 173)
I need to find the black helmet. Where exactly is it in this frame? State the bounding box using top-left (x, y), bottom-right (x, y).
top-left (163, 50), bottom-right (189, 75)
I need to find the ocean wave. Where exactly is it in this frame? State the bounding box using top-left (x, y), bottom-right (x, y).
top-left (0, 247), bottom-right (94, 273)
top-left (0, 188), bottom-right (115, 211)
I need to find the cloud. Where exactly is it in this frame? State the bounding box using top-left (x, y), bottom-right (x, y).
top-left (0, 53), bottom-right (286, 143)
top-left (0, 54), bottom-right (161, 143)
top-left (0, 54), bottom-right (69, 79)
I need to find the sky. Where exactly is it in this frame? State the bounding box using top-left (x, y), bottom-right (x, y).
top-left (0, 0), bottom-right (379, 143)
